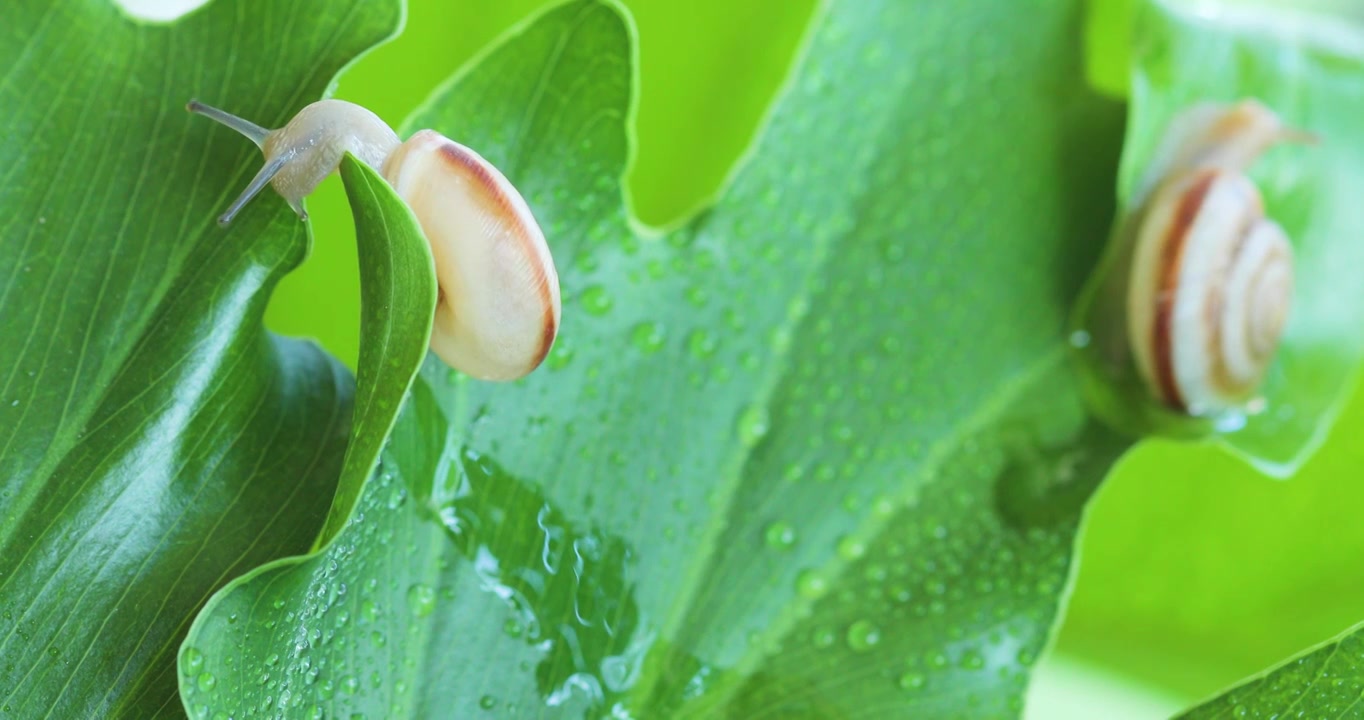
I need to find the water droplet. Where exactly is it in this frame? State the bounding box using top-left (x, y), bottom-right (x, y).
top-left (580, 285), bottom-right (613, 315)
top-left (264, 653), bottom-right (279, 667)
top-left (836, 536), bottom-right (867, 561)
top-left (406, 584), bottom-right (437, 618)
top-left (341, 675), bottom-right (360, 694)
top-left (503, 619), bottom-right (523, 639)
top-left (546, 342), bottom-right (574, 370)
top-left (182, 646), bottom-right (205, 675)
top-left (960, 650), bottom-right (985, 670)
top-left (811, 626), bottom-right (836, 648)
top-left (196, 672), bottom-right (217, 693)
top-left (687, 329), bottom-right (718, 359)
top-left (841, 493), bottom-right (861, 511)
top-left (684, 285), bottom-right (709, 307)
top-left (796, 569), bottom-right (828, 599)
top-left (846, 620), bottom-right (881, 651)
top-left (764, 522), bottom-right (797, 550)
top-left (479, 695), bottom-right (497, 710)
top-left (737, 405), bottom-right (770, 447)
top-left (631, 321), bottom-right (665, 354)
top-left (898, 672), bottom-right (926, 691)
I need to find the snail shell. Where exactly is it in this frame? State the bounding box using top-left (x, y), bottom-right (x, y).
top-left (384, 131), bottom-right (560, 381)
top-left (1125, 100), bottom-right (1303, 416)
top-left (187, 99), bottom-right (560, 382)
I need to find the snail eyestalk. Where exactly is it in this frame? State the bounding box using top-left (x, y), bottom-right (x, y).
top-left (217, 153), bottom-right (295, 226)
top-left (186, 99), bottom-right (269, 148)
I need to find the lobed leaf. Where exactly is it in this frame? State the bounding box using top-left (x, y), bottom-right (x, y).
top-left (181, 0), bottom-right (1134, 717)
top-left (0, 0), bottom-right (402, 714)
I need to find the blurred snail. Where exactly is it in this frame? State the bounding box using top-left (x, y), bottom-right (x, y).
top-left (1125, 100), bottom-right (1308, 416)
top-left (187, 99), bottom-right (560, 382)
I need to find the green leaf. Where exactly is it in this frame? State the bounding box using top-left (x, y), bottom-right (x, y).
top-left (0, 0), bottom-right (401, 715)
top-left (1070, 0), bottom-right (1364, 475)
top-left (182, 0), bottom-right (1132, 716)
top-left (315, 156), bottom-right (435, 547)
top-left (1176, 621), bottom-right (1364, 718)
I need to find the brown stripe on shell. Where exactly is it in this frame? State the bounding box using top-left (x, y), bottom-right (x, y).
top-left (435, 141), bottom-right (559, 373)
top-left (1202, 185), bottom-right (1261, 400)
top-left (1152, 170), bottom-right (1219, 410)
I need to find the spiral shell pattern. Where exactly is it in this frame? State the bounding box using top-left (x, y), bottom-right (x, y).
top-left (1127, 168), bottom-right (1294, 415)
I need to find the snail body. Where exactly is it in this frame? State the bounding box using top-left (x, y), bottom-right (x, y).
top-left (188, 99), bottom-right (560, 382)
top-left (1123, 100), bottom-right (1303, 416)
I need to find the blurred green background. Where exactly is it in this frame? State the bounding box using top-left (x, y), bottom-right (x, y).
top-left (252, 0), bottom-right (1364, 716)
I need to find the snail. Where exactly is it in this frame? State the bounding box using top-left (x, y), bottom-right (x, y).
top-left (187, 99), bottom-right (561, 382)
top-left (1124, 100), bottom-right (1307, 417)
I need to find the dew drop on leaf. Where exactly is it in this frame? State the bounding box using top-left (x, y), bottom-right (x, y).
top-left (796, 569), bottom-right (828, 599)
top-left (764, 521), bottom-right (797, 550)
top-left (684, 285), bottom-right (709, 307)
top-left (196, 672), bottom-right (217, 693)
top-left (580, 285), bottom-right (613, 315)
top-left (630, 321), bottom-right (666, 354)
top-left (687, 329), bottom-right (718, 359)
top-left (737, 405), bottom-right (770, 447)
top-left (840, 492), bottom-right (861, 511)
top-left (836, 535), bottom-right (867, 561)
top-left (898, 672), bottom-right (926, 691)
top-left (406, 584), bottom-right (437, 618)
top-left (546, 342), bottom-right (574, 370)
top-left (182, 646), bottom-right (204, 675)
top-left (846, 620), bottom-right (881, 651)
